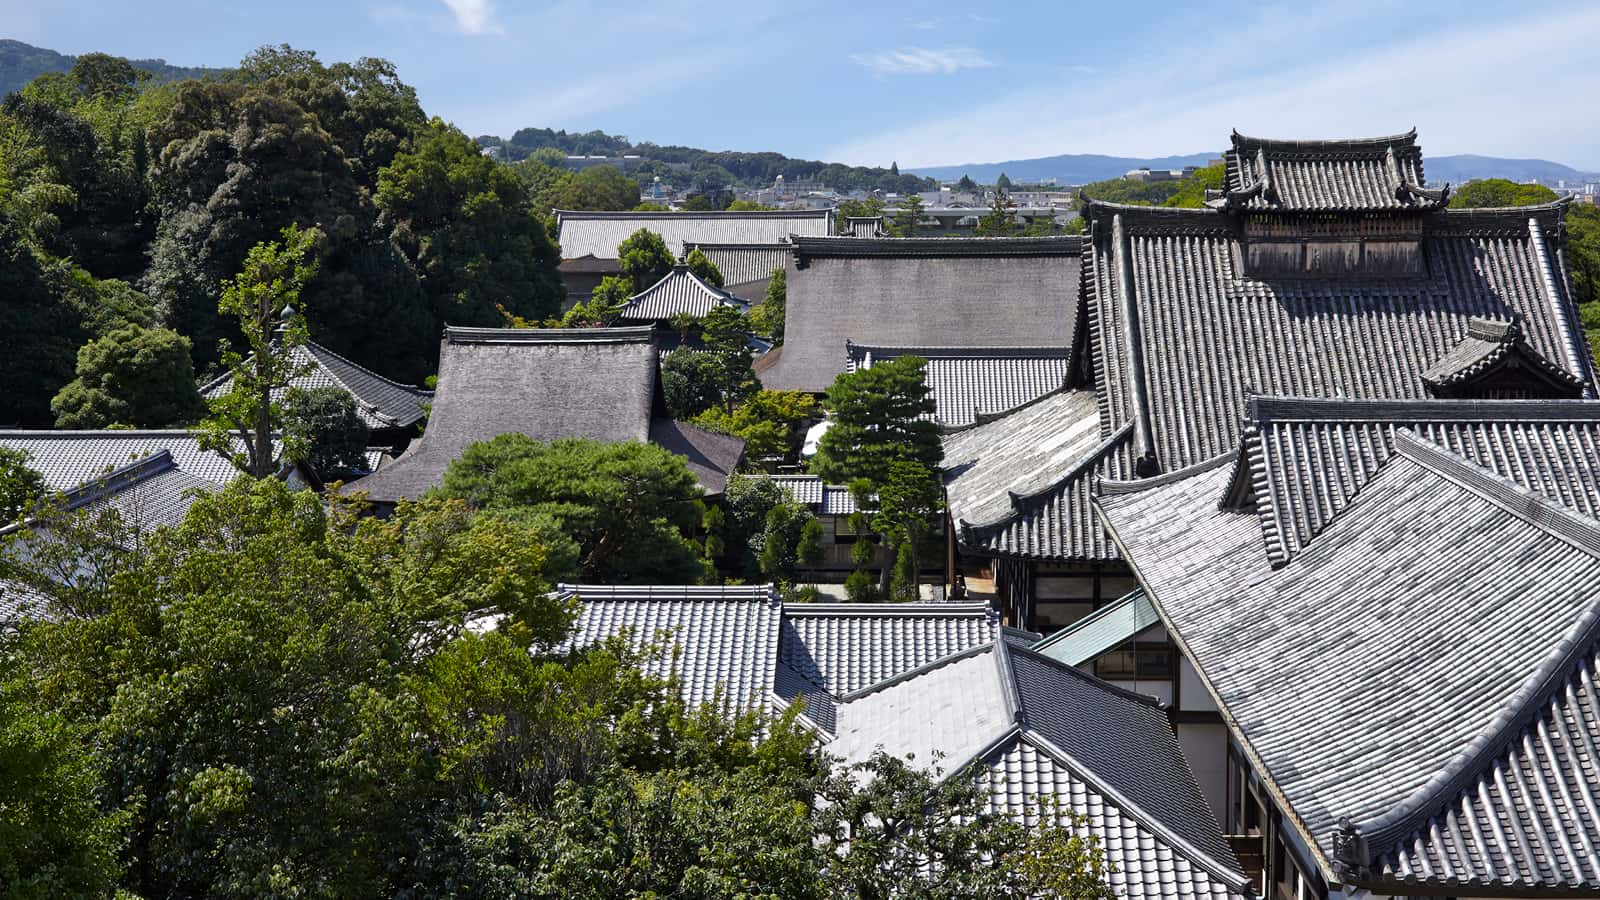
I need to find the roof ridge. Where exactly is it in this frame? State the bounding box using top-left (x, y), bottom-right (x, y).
top-left (444, 325), bottom-right (657, 345)
top-left (790, 234), bottom-right (1082, 258)
top-left (556, 209), bottom-right (830, 219)
top-left (1097, 448), bottom-right (1235, 497)
top-left (561, 582), bottom-right (778, 602)
top-left (304, 340), bottom-right (432, 395)
top-left (0, 428), bottom-right (207, 438)
top-left (955, 421), bottom-right (1130, 537)
top-left (836, 642), bottom-right (994, 702)
top-left (58, 449), bottom-right (181, 511)
top-left (1394, 429), bottom-right (1600, 554)
top-left (846, 342), bottom-right (1073, 359)
top-left (1247, 396), bottom-right (1600, 424)
top-left (1230, 128), bottom-right (1419, 150)
top-left (1018, 730), bottom-right (1253, 891)
top-left (1343, 508), bottom-right (1600, 862)
top-left (781, 602), bottom-right (993, 617)
top-left (941, 385), bottom-right (1088, 436)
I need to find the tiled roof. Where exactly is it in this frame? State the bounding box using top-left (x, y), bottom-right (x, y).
top-left (0, 430), bottom-right (247, 491)
top-left (942, 389), bottom-right (1130, 561)
top-left (0, 451), bottom-right (216, 624)
top-left (646, 418), bottom-right (745, 495)
top-left (557, 583), bottom-right (782, 712)
top-left (201, 341), bottom-right (431, 429)
top-left (682, 243), bottom-right (790, 290)
top-left (845, 343), bottom-right (1071, 427)
top-left (1084, 200), bottom-right (1597, 471)
top-left (828, 640), bottom-right (1249, 899)
top-left (757, 236), bottom-right (1082, 393)
top-left (1030, 589), bottom-right (1159, 666)
top-left (1211, 130), bottom-right (1448, 213)
top-left (778, 602), bottom-right (999, 697)
top-left (618, 265), bottom-right (747, 322)
top-left (555, 209), bottom-right (832, 261)
top-left (1099, 430), bottom-right (1600, 893)
top-left (1220, 396), bottom-right (1600, 567)
top-left (1419, 316), bottom-right (1583, 397)
top-left (346, 327), bottom-right (740, 502)
top-left (744, 474), bottom-right (856, 515)
top-left (843, 216), bottom-right (885, 238)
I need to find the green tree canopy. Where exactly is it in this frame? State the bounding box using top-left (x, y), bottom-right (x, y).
top-left (0, 447), bottom-right (47, 523)
top-left (891, 193), bottom-right (925, 237)
top-left (812, 355), bottom-right (942, 488)
top-left (377, 119), bottom-right (564, 339)
top-left (1449, 178), bottom-right (1560, 209)
top-left (280, 386), bottom-right (371, 477)
top-left (50, 324), bottom-right (204, 428)
top-left (435, 434), bottom-right (710, 583)
top-left (0, 212), bottom-right (83, 425)
top-left (617, 227), bottom-right (674, 293)
top-left (995, 172), bottom-right (1012, 192)
top-left (684, 246), bottom-right (724, 287)
top-left (692, 389), bottom-right (816, 467)
top-left (748, 265), bottom-right (787, 344)
top-left (556, 164), bottom-right (639, 211)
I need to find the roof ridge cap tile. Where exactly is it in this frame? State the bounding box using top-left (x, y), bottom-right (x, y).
top-left (1230, 128), bottom-right (1419, 150)
top-left (1017, 730), bottom-right (1253, 891)
top-left (1393, 430), bottom-right (1600, 557)
top-left (1097, 447), bottom-right (1236, 497)
top-left (837, 643), bottom-right (994, 703)
top-left (943, 386), bottom-right (1092, 436)
top-left (304, 341), bottom-right (430, 394)
top-left (555, 208), bottom-right (830, 219)
top-left (445, 325), bottom-right (656, 344)
top-left (1247, 396), bottom-right (1600, 424)
top-left (782, 602), bottom-right (992, 617)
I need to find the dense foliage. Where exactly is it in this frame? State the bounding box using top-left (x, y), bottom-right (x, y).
top-left (50, 324), bottom-right (204, 428)
top-left (1449, 178), bottom-right (1559, 208)
top-left (1077, 163), bottom-right (1224, 208)
top-left (280, 386), bottom-right (372, 477)
top-left (0, 43), bottom-right (566, 401)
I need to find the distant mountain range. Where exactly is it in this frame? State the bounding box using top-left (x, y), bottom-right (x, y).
top-left (0, 39), bottom-right (220, 97)
top-left (910, 151), bottom-right (1598, 187)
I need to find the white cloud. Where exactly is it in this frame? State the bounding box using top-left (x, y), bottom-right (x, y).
top-left (850, 46), bottom-right (994, 76)
top-left (828, 5), bottom-right (1600, 170)
top-left (440, 0), bottom-right (500, 34)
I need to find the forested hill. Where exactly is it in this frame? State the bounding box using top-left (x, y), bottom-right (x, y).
top-left (477, 127), bottom-right (934, 194)
top-left (0, 39), bottom-right (221, 96)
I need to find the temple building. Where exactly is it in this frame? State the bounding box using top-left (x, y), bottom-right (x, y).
top-left (1100, 396), bottom-right (1600, 898)
top-left (755, 236), bottom-right (1082, 395)
top-left (946, 129), bottom-right (1597, 632)
top-left (347, 327), bottom-right (743, 506)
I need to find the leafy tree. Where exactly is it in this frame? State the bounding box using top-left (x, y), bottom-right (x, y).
top-left (814, 751), bottom-right (1116, 899)
top-left (812, 355), bottom-right (942, 488)
top-left (956, 174), bottom-right (977, 192)
top-left (558, 275), bottom-right (632, 328)
top-left (661, 348), bottom-right (721, 419)
top-left (691, 390), bottom-right (816, 467)
top-left (835, 198), bottom-right (886, 233)
top-left (0, 447), bottom-right (47, 523)
top-left (377, 119), bottom-right (564, 339)
top-left (0, 654), bottom-right (126, 899)
top-left (198, 225), bottom-right (319, 478)
top-left (618, 227), bottom-right (674, 292)
top-left (1570, 203), bottom-right (1599, 307)
top-left (725, 199), bottom-right (774, 211)
top-left (975, 191), bottom-right (1019, 237)
top-left (681, 193), bottom-right (714, 211)
top-left (702, 305), bottom-right (759, 413)
top-left (684, 246), bottom-right (724, 287)
top-left (995, 172), bottom-right (1012, 193)
top-left (758, 500), bottom-right (820, 585)
top-left (0, 212), bottom-right (82, 425)
top-left (1, 479), bottom-right (574, 897)
top-left (50, 325), bottom-right (204, 429)
top-left (1162, 164), bottom-right (1225, 208)
top-left (512, 157), bottom-right (573, 214)
top-left (556, 165), bottom-right (639, 211)
top-left (749, 266), bottom-right (787, 344)
top-left (1449, 178), bottom-right (1559, 209)
top-left (435, 434), bottom-right (710, 583)
top-left (891, 193), bottom-right (925, 237)
top-left (722, 474), bottom-right (786, 578)
top-left (890, 161), bottom-right (899, 176)
top-left (873, 461), bottom-right (943, 601)
top-left (280, 386), bottom-right (372, 477)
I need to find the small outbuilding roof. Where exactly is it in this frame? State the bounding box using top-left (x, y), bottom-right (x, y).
top-left (845, 343), bottom-right (1072, 427)
top-left (618, 265), bottom-right (747, 322)
top-left (555, 209), bottom-right (833, 261)
top-left (1210, 129), bottom-right (1448, 213)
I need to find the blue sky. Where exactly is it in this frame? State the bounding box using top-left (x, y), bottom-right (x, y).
top-left (8, 0), bottom-right (1600, 169)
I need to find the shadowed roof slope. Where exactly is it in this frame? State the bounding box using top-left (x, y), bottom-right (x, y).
top-left (555, 209), bottom-right (833, 261)
top-left (757, 236), bottom-right (1082, 393)
top-left (0, 430), bottom-right (248, 490)
top-left (348, 327), bottom-right (662, 503)
top-left (202, 341), bottom-right (431, 429)
top-left (1099, 430), bottom-right (1600, 894)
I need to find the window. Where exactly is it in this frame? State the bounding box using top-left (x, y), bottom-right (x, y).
top-left (1094, 644), bottom-right (1173, 680)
